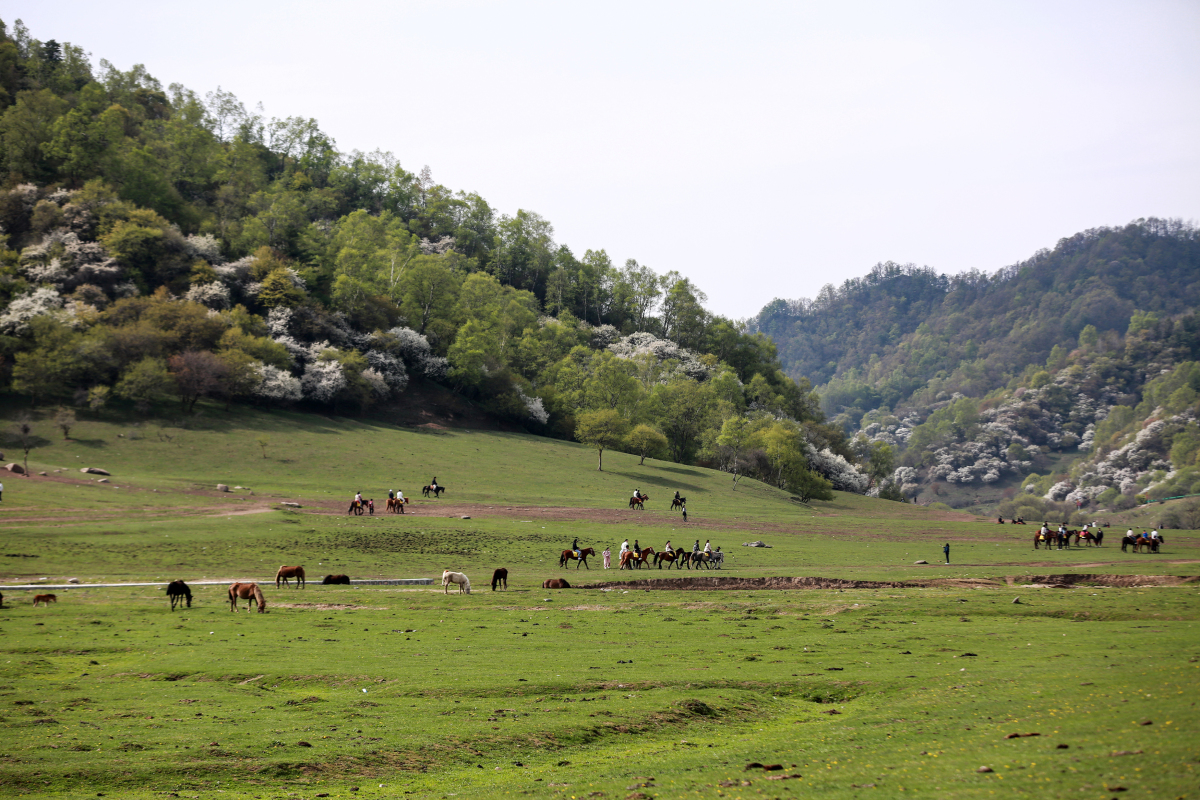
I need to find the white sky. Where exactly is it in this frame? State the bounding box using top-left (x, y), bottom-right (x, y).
top-left (13, 1), bottom-right (1200, 319)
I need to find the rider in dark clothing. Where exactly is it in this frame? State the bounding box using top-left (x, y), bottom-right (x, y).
top-left (572, 537), bottom-right (580, 557)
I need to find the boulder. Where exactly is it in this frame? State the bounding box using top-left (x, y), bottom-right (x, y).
top-left (97, 478), bottom-right (110, 483)
top-left (38, 471), bottom-right (47, 476)
top-left (742, 541), bottom-right (771, 548)
top-left (67, 578), bottom-right (80, 584)
top-left (914, 560), bottom-right (929, 564)
top-left (81, 467), bottom-right (111, 476)
top-left (281, 502), bottom-right (301, 508)
top-left (216, 484), bottom-right (230, 492)
top-left (5, 462), bottom-right (25, 474)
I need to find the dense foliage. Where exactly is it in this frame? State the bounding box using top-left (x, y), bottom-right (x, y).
top-left (0, 18), bottom-right (869, 500)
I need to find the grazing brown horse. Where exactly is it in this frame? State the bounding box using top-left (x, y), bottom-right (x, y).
top-left (620, 547), bottom-right (655, 569)
top-left (491, 568), bottom-right (508, 591)
top-left (33, 594), bottom-right (57, 606)
top-left (559, 547), bottom-right (595, 569)
top-left (629, 494), bottom-right (649, 510)
top-left (166, 580), bottom-right (192, 610)
top-left (321, 574), bottom-right (351, 585)
top-left (228, 582), bottom-right (267, 613)
top-left (542, 578), bottom-right (570, 589)
top-left (275, 565), bottom-right (305, 588)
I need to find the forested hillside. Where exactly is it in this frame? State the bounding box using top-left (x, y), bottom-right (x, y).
top-left (754, 221), bottom-right (1200, 520)
top-left (0, 18), bottom-right (872, 502)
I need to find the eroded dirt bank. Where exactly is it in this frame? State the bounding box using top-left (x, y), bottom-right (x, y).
top-left (583, 574), bottom-right (1199, 591)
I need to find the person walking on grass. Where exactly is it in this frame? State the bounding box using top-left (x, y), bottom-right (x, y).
top-left (603, 546), bottom-right (611, 569)
top-left (943, 542), bottom-right (950, 564)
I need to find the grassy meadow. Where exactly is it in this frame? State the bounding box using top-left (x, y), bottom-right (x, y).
top-left (2, 404), bottom-right (1199, 798)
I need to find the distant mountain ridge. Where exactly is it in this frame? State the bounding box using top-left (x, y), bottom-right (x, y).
top-left (753, 218), bottom-right (1200, 423)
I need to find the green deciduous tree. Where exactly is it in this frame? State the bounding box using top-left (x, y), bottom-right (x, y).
top-left (626, 424), bottom-right (668, 465)
top-left (575, 408), bottom-right (629, 471)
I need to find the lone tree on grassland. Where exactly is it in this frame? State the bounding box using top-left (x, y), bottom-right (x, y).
top-left (626, 424), bottom-right (668, 466)
top-left (5, 415), bottom-right (49, 476)
top-left (575, 409), bottom-right (629, 471)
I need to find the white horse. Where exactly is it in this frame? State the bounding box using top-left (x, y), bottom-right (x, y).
top-left (442, 570), bottom-right (471, 594)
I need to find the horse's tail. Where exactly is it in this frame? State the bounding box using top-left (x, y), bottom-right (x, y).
top-left (254, 585), bottom-right (267, 612)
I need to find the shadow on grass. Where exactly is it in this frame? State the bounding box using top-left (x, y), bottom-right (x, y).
top-left (67, 438), bottom-right (108, 449)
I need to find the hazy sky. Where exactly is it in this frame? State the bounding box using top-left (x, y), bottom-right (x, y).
top-left (13, 1), bottom-right (1200, 319)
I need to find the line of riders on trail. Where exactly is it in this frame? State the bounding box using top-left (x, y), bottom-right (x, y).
top-left (1030, 522), bottom-right (1166, 554)
top-left (346, 478), bottom-right (446, 515)
top-left (559, 536), bottom-right (722, 570)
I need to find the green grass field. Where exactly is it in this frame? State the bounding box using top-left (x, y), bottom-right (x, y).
top-left (2, 405), bottom-right (1198, 798)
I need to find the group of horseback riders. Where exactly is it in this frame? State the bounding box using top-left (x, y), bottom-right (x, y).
top-left (347, 477), bottom-right (438, 515)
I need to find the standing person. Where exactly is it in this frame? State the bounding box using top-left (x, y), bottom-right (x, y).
top-left (368, 498), bottom-right (375, 515)
top-left (602, 546), bottom-right (611, 569)
top-left (943, 542), bottom-right (950, 564)
top-left (0, 479), bottom-right (4, 501)
top-left (682, 504), bottom-right (687, 522)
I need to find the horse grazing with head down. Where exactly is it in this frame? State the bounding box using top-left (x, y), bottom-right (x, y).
top-left (543, 578), bottom-right (570, 589)
top-left (442, 570), bottom-right (470, 594)
top-left (275, 565), bottom-right (305, 588)
top-left (559, 547), bottom-right (595, 569)
top-left (165, 580), bottom-right (192, 610)
top-left (322, 574), bottom-right (351, 585)
top-left (491, 568), bottom-right (508, 591)
top-left (228, 582), bottom-right (267, 613)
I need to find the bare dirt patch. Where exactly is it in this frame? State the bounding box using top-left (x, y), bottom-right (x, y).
top-left (271, 603), bottom-right (384, 610)
top-left (583, 574), bottom-right (1198, 591)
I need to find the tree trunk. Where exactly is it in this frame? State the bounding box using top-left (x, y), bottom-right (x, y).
top-left (597, 448), bottom-right (603, 470)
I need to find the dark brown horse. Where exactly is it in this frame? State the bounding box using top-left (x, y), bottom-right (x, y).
top-left (542, 578), bottom-right (570, 589)
top-left (275, 565), bottom-right (305, 588)
top-left (559, 547), bottom-right (595, 569)
top-left (321, 574), bottom-right (351, 585)
top-left (386, 497), bottom-right (408, 513)
top-left (33, 594), bottom-right (57, 606)
top-left (166, 580), bottom-right (192, 610)
top-left (654, 549), bottom-right (682, 569)
top-left (347, 499), bottom-right (365, 515)
top-left (492, 568), bottom-right (508, 591)
top-left (629, 494), bottom-right (649, 510)
top-left (670, 496), bottom-right (686, 511)
top-left (228, 582), bottom-right (267, 613)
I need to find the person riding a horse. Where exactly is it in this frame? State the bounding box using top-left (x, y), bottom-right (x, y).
top-left (572, 537), bottom-right (581, 559)
top-left (355, 491), bottom-right (363, 507)
top-left (693, 539), bottom-right (700, 554)
top-left (620, 538), bottom-right (629, 556)
top-left (703, 539), bottom-right (712, 555)
top-left (663, 540), bottom-right (673, 555)
top-left (388, 489), bottom-right (394, 500)
top-left (431, 477), bottom-right (439, 492)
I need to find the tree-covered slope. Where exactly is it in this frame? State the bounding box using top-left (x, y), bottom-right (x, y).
top-left (0, 17), bottom-right (869, 503)
top-left (754, 220), bottom-right (1200, 420)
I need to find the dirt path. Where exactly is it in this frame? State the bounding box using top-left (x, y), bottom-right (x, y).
top-left (584, 573), bottom-right (1200, 591)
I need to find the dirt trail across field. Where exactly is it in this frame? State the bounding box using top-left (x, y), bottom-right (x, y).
top-left (585, 573), bottom-right (1200, 591)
